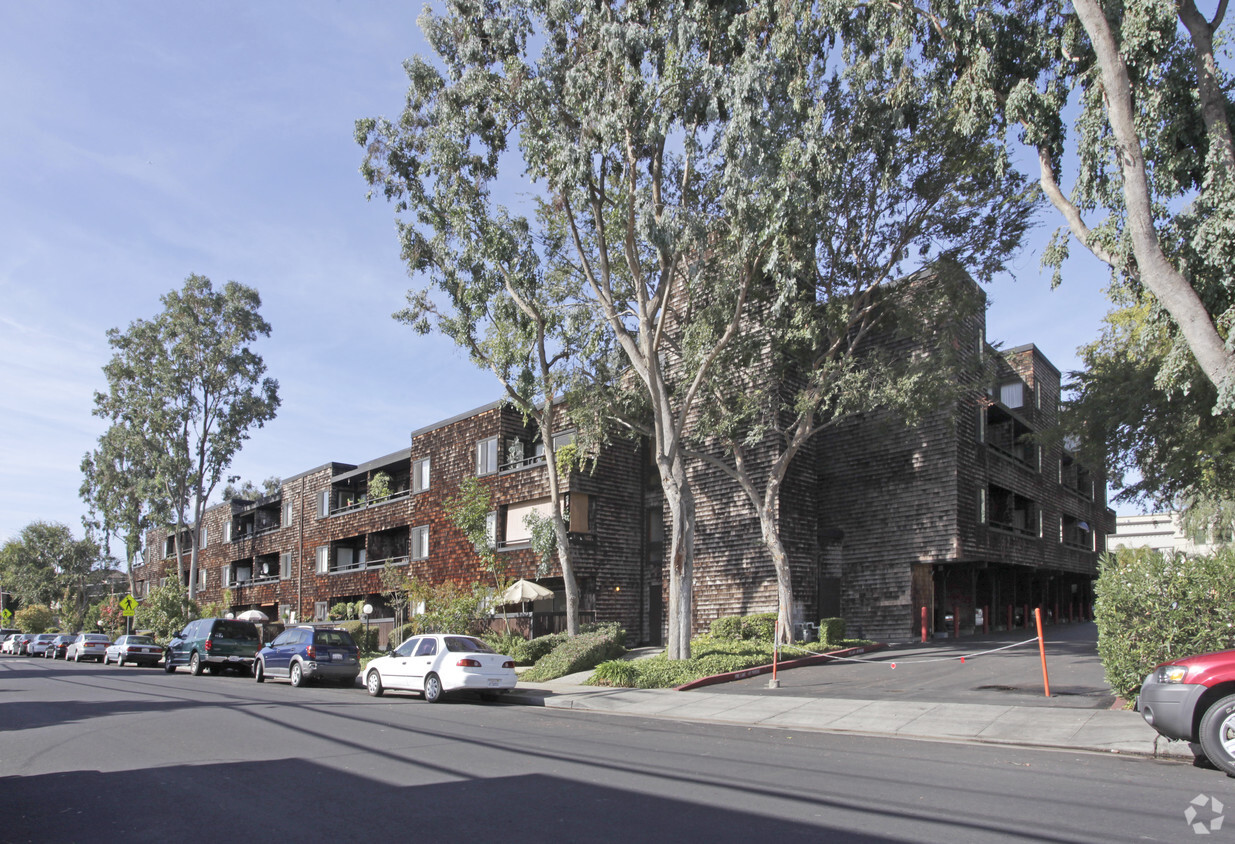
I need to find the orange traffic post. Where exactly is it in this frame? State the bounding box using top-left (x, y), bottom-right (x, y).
top-left (1035, 607), bottom-right (1051, 698)
top-left (921, 606), bottom-right (928, 643)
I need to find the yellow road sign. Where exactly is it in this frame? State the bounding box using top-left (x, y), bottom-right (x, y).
top-left (120, 594), bottom-right (138, 616)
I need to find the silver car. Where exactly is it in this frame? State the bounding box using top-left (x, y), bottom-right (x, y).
top-left (104, 635), bottom-right (163, 667)
top-left (66, 633), bottom-right (111, 663)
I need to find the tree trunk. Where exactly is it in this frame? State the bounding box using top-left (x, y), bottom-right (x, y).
top-left (662, 466), bottom-right (695, 660)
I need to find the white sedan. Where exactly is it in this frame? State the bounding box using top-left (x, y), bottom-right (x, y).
top-left (364, 634), bottom-right (516, 703)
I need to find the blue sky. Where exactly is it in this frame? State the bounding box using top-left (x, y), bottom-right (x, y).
top-left (0, 3), bottom-right (1128, 546)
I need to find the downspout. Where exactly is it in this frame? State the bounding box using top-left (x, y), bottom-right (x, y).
top-left (298, 474), bottom-right (305, 623)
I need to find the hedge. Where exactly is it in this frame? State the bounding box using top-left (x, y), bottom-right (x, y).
top-left (708, 613), bottom-right (779, 641)
top-left (1095, 546), bottom-right (1235, 699)
top-left (520, 625), bottom-right (627, 682)
top-left (338, 620), bottom-right (379, 653)
top-left (819, 618), bottom-right (846, 647)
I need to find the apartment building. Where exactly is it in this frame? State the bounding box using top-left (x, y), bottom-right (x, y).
top-left (139, 279), bottom-right (1112, 645)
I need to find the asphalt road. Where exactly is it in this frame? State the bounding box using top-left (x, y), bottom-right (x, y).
top-left (0, 653), bottom-right (1224, 843)
top-left (712, 622), bottom-right (1118, 709)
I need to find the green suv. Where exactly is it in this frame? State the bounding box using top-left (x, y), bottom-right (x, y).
top-left (164, 618), bottom-right (261, 676)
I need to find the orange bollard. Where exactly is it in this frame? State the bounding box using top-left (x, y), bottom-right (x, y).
top-left (1035, 607), bottom-right (1051, 698)
top-left (921, 606), bottom-right (928, 643)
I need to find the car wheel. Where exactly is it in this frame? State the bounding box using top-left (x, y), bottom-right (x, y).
top-left (189, 652), bottom-right (203, 676)
top-left (164, 653), bottom-right (176, 673)
top-left (254, 659), bottom-right (265, 683)
top-left (118, 654), bottom-right (126, 667)
top-left (423, 672), bottom-right (443, 703)
top-left (73, 652), bottom-right (80, 663)
top-left (366, 670), bottom-right (384, 697)
top-left (1198, 694), bottom-right (1235, 776)
top-left (290, 662), bottom-right (304, 688)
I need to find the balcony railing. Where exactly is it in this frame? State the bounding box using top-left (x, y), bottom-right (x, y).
top-left (330, 554), bottom-right (410, 574)
top-left (329, 489), bottom-right (412, 516)
top-left (499, 454), bottom-right (547, 474)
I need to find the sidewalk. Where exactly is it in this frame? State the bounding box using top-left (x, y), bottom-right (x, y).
top-left (498, 643), bottom-right (1193, 762)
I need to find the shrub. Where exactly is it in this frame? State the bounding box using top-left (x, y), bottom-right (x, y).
top-left (819, 618), bottom-right (846, 647)
top-left (481, 630), bottom-right (527, 661)
top-left (518, 632), bottom-right (569, 665)
top-left (1095, 546), bottom-right (1235, 699)
top-left (338, 620), bottom-right (379, 653)
top-left (521, 626), bottom-right (627, 682)
top-left (708, 613), bottom-right (778, 641)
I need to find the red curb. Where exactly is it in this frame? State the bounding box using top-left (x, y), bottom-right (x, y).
top-left (673, 643), bottom-right (889, 691)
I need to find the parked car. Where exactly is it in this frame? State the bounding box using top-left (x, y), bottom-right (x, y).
top-left (66, 633), bottom-right (111, 662)
top-left (1138, 648), bottom-right (1235, 775)
top-left (13, 633), bottom-right (35, 655)
top-left (255, 626), bottom-right (360, 687)
top-left (46, 635), bottom-right (75, 659)
top-left (165, 618), bottom-right (260, 676)
top-left (27, 633), bottom-right (59, 657)
top-left (1, 634), bottom-right (19, 654)
top-left (363, 633), bottom-right (516, 702)
top-left (104, 635), bottom-right (164, 667)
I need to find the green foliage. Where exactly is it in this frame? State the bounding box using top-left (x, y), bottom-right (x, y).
top-left (91, 274), bottom-right (281, 600)
top-left (134, 580), bottom-right (198, 642)
top-left (0, 522), bottom-right (109, 609)
top-left (522, 510), bottom-right (558, 579)
top-left (819, 618), bottom-right (847, 647)
top-left (14, 604), bottom-right (55, 633)
top-left (1095, 546), bottom-right (1235, 699)
top-left (328, 600), bottom-right (365, 621)
top-left (480, 630), bottom-right (528, 662)
top-left (368, 471), bottom-right (393, 501)
top-left (338, 620), bottom-right (379, 653)
top-left (405, 580), bottom-right (489, 636)
top-left (520, 625), bottom-right (627, 683)
top-left (221, 477), bottom-right (281, 502)
top-left (443, 477), bottom-right (499, 581)
top-left (708, 613), bottom-right (779, 642)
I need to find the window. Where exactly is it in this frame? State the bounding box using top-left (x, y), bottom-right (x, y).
top-left (476, 437), bottom-right (498, 475)
top-left (197, 567), bottom-right (206, 590)
top-left (283, 499), bottom-right (293, 526)
top-left (976, 408), bottom-right (985, 444)
top-left (280, 552), bottom-right (292, 581)
top-left (506, 498), bottom-right (553, 545)
top-left (317, 490), bottom-right (329, 519)
top-left (222, 566), bottom-right (233, 587)
top-left (411, 526), bottom-right (430, 560)
top-left (485, 511), bottom-right (496, 548)
top-left (413, 457), bottom-right (430, 493)
top-left (1000, 381), bottom-right (1024, 408)
top-left (415, 638), bottom-right (438, 657)
top-left (568, 492), bottom-right (592, 533)
top-left (315, 546), bottom-right (329, 574)
top-left (314, 601), bottom-right (328, 622)
top-left (224, 522), bottom-right (233, 543)
top-left (978, 488), bottom-right (987, 525)
top-left (201, 526), bottom-right (208, 548)
top-left (552, 430), bottom-right (576, 450)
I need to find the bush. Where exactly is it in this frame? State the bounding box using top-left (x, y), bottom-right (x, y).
top-left (481, 630), bottom-right (528, 661)
top-left (1095, 546), bottom-right (1235, 699)
top-left (338, 620), bottom-right (379, 653)
top-left (708, 613), bottom-right (779, 641)
top-left (521, 626), bottom-right (627, 682)
top-left (819, 618), bottom-right (846, 646)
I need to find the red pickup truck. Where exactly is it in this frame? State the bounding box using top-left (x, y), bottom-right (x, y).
top-left (1138, 649), bottom-right (1235, 774)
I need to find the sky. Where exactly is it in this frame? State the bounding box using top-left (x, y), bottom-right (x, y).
top-left (0, 3), bottom-right (1132, 546)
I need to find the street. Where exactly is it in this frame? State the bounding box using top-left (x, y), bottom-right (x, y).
top-left (1, 655), bottom-right (1225, 843)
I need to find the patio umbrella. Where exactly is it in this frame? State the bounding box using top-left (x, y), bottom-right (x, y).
top-left (501, 579), bottom-right (554, 605)
top-left (236, 609), bottom-right (269, 623)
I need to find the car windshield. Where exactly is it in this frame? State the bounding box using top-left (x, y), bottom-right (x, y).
top-left (126, 636), bottom-right (156, 645)
top-left (85, 635), bottom-right (109, 642)
top-left (444, 636), bottom-right (494, 654)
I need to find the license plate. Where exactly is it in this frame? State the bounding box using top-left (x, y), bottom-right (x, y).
top-left (228, 655), bottom-right (241, 662)
top-left (488, 678), bottom-right (500, 687)
top-left (331, 653), bottom-right (343, 661)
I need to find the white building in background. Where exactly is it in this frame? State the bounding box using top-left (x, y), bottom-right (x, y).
top-left (1110, 513), bottom-right (1221, 555)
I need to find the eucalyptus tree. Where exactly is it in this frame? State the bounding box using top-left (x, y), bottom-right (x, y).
top-left (882, 0), bottom-right (1235, 411)
top-left (80, 420), bottom-right (162, 595)
top-left (91, 275), bottom-right (280, 600)
top-left (360, 0), bottom-right (855, 658)
top-left (0, 522), bottom-right (113, 619)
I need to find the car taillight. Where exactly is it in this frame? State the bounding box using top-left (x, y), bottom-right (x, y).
top-left (204, 639), bottom-right (213, 652)
top-left (502, 660), bottom-right (515, 669)
top-left (457, 658), bottom-right (482, 667)
top-left (306, 646), bottom-right (316, 660)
